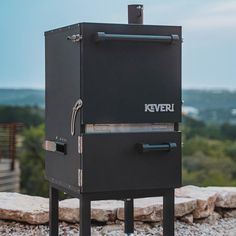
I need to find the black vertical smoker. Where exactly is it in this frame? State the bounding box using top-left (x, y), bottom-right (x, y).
top-left (44, 4), bottom-right (182, 236)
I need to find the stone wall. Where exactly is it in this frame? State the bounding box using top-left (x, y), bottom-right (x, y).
top-left (1, 186), bottom-right (236, 225)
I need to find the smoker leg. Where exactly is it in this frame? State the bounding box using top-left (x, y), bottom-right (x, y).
top-left (80, 195), bottom-right (91, 236)
top-left (163, 189), bottom-right (175, 236)
top-left (124, 198), bottom-right (134, 236)
top-left (49, 185), bottom-right (59, 236)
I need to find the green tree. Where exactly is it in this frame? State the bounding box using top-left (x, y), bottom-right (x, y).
top-left (0, 105), bottom-right (44, 127)
top-left (221, 123), bottom-right (236, 140)
top-left (183, 151), bottom-right (236, 186)
top-left (20, 124), bottom-right (48, 197)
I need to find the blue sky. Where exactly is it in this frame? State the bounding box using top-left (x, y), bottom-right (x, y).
top-left (0, 0), bottom-right (236, 89)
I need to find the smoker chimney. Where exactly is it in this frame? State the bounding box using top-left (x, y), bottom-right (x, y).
top-left (128, 4), bottom-right (143, 24)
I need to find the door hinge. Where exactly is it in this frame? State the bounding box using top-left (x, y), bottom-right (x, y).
top-left (78, 169), bottom-right (83, 187)
top-left (78, 136), bottom-right (83, 154)
top-left (67, 34), bottom-right (83, 43)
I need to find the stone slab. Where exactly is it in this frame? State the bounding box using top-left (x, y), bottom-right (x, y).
top-left (0, 192), bottom-right (49, 224)
top-left (59, 199), bottom-right (123, 223)
top-left (117, 197), bottom-right (197, 222)
top-left (207, 187), bottom-right (236, 208)
top-left (175, 185), bottom-right (217, 219)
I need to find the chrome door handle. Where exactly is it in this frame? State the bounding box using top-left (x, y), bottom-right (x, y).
top-left (71, 99), bottom-right (83, 136)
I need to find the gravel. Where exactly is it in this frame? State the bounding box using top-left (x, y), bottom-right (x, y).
top-left (1, 218), bottom-right (236, 236)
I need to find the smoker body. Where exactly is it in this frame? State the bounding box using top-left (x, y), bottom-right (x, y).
top-left (45, 21), bottom-right (182, 236)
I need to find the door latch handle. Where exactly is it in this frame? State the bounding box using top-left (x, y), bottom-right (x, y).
top-left (71, 99), bottom-right (83, 136)
top-left (136, 142), bottom-right (177, 153)
top-left (43, 140), bottom-right (67, 155)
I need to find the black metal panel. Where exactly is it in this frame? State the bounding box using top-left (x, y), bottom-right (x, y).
top-left (80, 23), bottom-right (181, 124)
top-left (50, 181), bottom-right (177, 200)
top-left (81, 131), bottom-right (181, 193)
top-left (45, 26), bottom-right (81, 189)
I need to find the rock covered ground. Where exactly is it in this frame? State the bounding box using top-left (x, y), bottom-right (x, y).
top-left (1, 219), bottom-right (236, 236)
top-left (2, 186), bottom-right (236, 235)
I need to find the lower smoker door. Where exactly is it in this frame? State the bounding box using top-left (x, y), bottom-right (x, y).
top-left (81, 131), bottom-right (181, 193)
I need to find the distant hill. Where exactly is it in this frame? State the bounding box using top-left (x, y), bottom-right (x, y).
top-left (0, 89), bottom-right (44, 107)
top-left (183, 89), bottom-right (236, 110)
top-left (183, 89), bottom-right (236, 124)
top-left (0, 88), bottom-right (236, 124)
top-left (0, 88), bottom-right (235, 109)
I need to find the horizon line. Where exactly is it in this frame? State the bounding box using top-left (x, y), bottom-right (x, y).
top-left (0, 87), bottom-right (236, 91)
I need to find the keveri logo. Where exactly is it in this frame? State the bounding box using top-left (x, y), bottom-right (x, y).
top-left (145, 104), bottom-right (175, 112)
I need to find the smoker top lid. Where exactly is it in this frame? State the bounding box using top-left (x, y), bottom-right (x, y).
top-left (44, 22), bottom-right (181, 36)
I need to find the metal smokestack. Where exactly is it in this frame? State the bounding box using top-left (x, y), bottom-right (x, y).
top-left (128, 4), bottom-right (143, 24)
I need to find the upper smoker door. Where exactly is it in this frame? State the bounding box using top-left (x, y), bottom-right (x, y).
top-left (80, 23), bottom-right (181, 124)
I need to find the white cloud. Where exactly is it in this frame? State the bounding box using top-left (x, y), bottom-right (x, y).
top-left (181, 1), bottom-right (236, 30)
top-left (183, 14), bottom-right (236, 29)
top-left (210, 1), bottom-right (236, 14)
